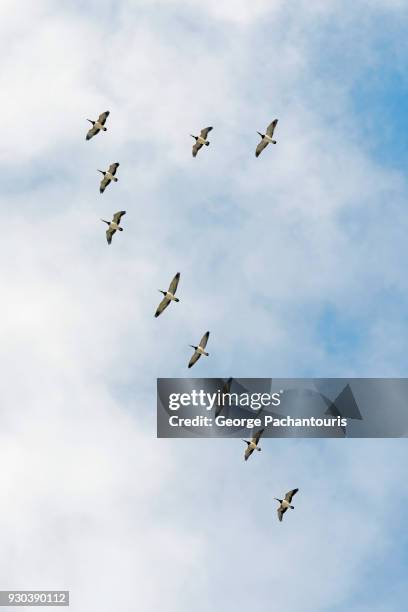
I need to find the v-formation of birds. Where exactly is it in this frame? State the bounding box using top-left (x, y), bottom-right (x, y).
top-left (86, 111), bottom-right (278, 369)
top-left (87, 112), bottom-right (296, 519)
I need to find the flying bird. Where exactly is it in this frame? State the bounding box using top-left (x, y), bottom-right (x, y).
top-left (243, 428), bottom-right (264, 461)
top-left (215, 377), bottom-right (233, 418)
top-left (191, 127), bottom-right (213, 157)
top-left (86, 111), bottom-right (110, 141)
top-left (101, 211), bottom-right (126, 245)
top-left (188, 331), bottom-right (210, 368)
top-left (255, 119), bottom-right (278, 157)
top-left (98, 163), bottom-right (120, 194)
top-left (155, 273), bottom-right (181, 318)
top-left (275, 488), bottom-right (299, 522)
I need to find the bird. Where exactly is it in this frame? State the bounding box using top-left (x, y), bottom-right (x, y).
top-left (243, 428), bottom-right (264, 461)
top-left (215, 377), bottom-right (233, 418)
top-left (255, 119), bottom-right (278, 157)
top-left (98, 163), bottom-right (120, 194)
top-left (188, 331), bottom-right (210, 368)
top-left (155, 273), bottom-right (181, 318)
top-left (191, 127), bottom-right (213, 157)
top-left (86, 111), bottom-right (110, 140)
top-left (275, 488), bottom-right (299, 522)
top-left (101, 211), bottom-right (126, 245)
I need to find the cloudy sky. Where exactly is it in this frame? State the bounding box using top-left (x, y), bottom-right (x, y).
top-left (1, 1), bottom-right (408, 610)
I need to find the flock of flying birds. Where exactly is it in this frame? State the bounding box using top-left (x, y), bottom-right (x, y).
top-left (242, 427), bottom-right (299, 521)
top-left (86, 110), bottom-right (297, 522)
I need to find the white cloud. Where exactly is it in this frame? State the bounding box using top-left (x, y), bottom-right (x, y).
top-left (1, 1), bottom-right (408, 611)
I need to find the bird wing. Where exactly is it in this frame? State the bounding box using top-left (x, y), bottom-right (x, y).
top-left (199, 331), bottom-right (210, 349)
top-left (244, 445), bottom-right (254, 461)
top-left (106, 227), bottom-right (116, 244)
top-left (223, 378), bottom-right (232, 393)
top-left (100, 176), bottom-right (111, 193)
top-left (266, 119), bottom-right (278, 137)
top-left (277, 506), bottom-right (287, 522)
top-left (255, 138), bottom-right (268, 158)
top-left (188, 350), bottom-right (201, 369)
top-left (168, 272), bottom-right (180, 295)
top-left (252, 428), bottom-right (265, 445)
top-left (98, 111), bottom-right (110, 125)
top-left (86, 124), bottom-right (99, 140)
top-left (109, 162), bottom-right (119, 175)
top-left (200, 126), bottom-right (213, 139)
top-left (285, 488), bottom-right (299, 503)
top-left (192, 141), bottom-right (203, 157)
top-left (112, 210), bottom-right (126, 225)
top-left (215, 379), bottom-right (232, 418)
top-left (155, 295), bottom-right (171, 318)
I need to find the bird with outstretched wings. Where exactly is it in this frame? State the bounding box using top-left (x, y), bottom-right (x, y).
top-left (192, 126), bottom-right (213, 157)
top-left (255, 119), bottom-right (278, 157)
top-left (188, 331), bottom-right (210, 368)
top-left (100, 162), bottom-right (120, 194)
top-left (244, 428), bottom-right (265, 461)
top-left (277, 488), bottom-right (299, 522)
top-left (106, 210), bottom-right (126, 244)
top-left (154, 273), bottom-right (181, 318)
top-left (86, 111), bottom-right (110, 140)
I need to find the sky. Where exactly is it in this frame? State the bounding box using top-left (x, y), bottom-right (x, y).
top-left (0, 0), bottom-right (408, 610)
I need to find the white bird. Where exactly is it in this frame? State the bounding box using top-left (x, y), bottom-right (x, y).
top-left (275, 488), bottom-right (299, 522)
top-left (101, 211), bottom-right (126, 245)
top-left (191, 127), bottom-right (213, 157)
top-left (155, 273), bottom-right (181, 318)
top-left (243, 428), bottom-right (264, 461)
top-left (255, 119), bottom-right (278, 157)
top-left (86, 111), bottom-right (110, 140)
top-left (98, 162), bottom-right (120, 194)
top-left (188, 331), bottom-right (210, 368)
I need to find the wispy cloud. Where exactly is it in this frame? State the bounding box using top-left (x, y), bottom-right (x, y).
top-left (0, 1), bottom-right (408, 611)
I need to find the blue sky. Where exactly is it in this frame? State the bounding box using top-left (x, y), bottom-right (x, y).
top-left (0, 1), bottom-right (408, 611)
